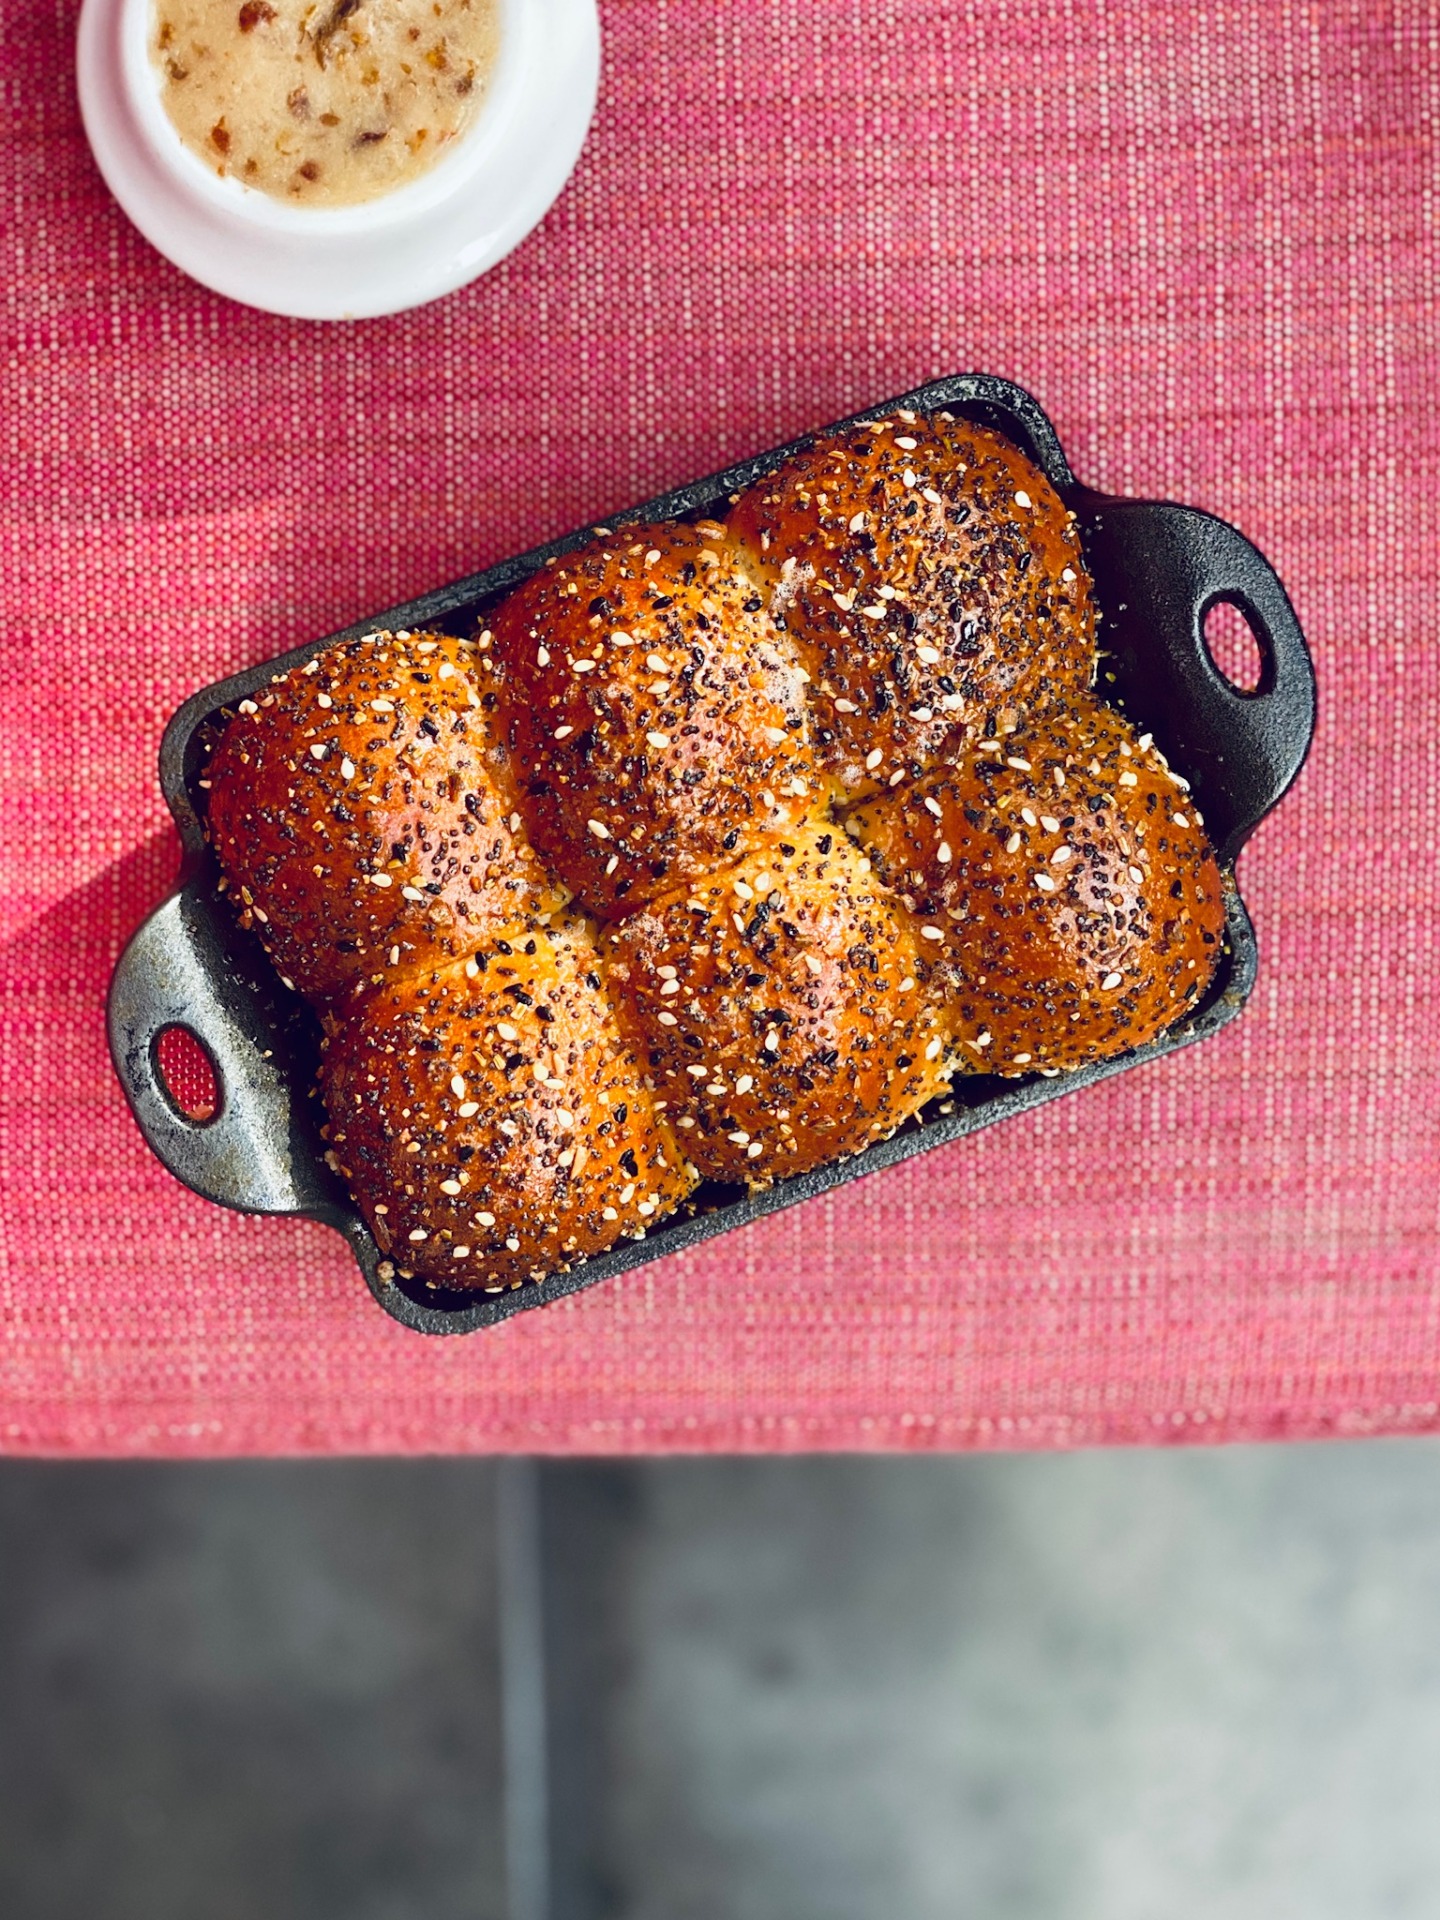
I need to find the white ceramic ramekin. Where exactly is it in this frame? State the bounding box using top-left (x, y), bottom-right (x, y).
top-left (76, 0), bottom-right (600, 320)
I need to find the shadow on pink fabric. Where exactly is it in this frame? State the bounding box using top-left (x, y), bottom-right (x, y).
top-left (0, 1), bottom-right (1435, 1456)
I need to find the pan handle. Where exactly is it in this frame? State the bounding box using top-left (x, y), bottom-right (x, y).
top-left (1077, 498), bottom-right (1317, 864)
top-left (107, 880), bottom-right (336, 1217)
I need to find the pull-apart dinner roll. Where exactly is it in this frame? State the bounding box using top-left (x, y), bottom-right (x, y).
top-left (847, 702), bottom-right (1226, 1075)
top-left (206, 630), bottom-right (556, 1002)
top-left (728, 410), bottom-right (1097, 799)
top-left (605, 824), bottom-right (953, 1184)
top-left (321, 917), bottom-right (695, 1291)
top-left (203, 410), bottom-right (1224, 1298)
top-left (489, 522), bottom-right (818, 918)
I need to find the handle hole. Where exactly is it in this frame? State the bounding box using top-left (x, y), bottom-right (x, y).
top-left (154, 1025), bottom-right (221, 1125)
top-left (1203, 598), bottom-right (1265, 693)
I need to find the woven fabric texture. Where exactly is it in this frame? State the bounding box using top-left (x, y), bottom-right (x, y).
top-left (1, 1), bottom-right (1436, 1455)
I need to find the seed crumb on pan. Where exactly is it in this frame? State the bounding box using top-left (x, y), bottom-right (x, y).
top-left (200, 411), bottom-right (1222, 1293)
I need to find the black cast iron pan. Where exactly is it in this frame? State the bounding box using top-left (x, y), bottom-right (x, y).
top-left (108, 375), bottom-right (1316, 1334)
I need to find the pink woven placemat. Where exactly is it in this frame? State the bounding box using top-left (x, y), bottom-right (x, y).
top-left (1, 1), bottom-right (1436, 1455)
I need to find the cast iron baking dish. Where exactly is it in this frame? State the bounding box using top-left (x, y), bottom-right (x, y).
top-left (108, 375), bottom-right (1316, 1335)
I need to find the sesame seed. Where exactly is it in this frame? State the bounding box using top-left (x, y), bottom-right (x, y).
top-left (706, 1082), bottom-right (727, 1096)
top-left (408, 1229), bottom-right (427, 1242)
top-left (369, 872), bottom-right (393, 888)
top-left (924, 796), bottom-right (943, 818)
top-left (1040, 814), bottom-right (1060, 832)
top-left (1006, 831), bottom-right (1022, 853)
top-left (309, 743), bottom-right (326, 760)
top-left (238, 699), bottom-right (258, 714)
top-left (747, 1141), bottom-right (765, 1158)
top-left (553, 725), bottom-right (573, 740)
top-left (735, 1074), bottom-right (754, 1094)
top-left (536, 646), bottom-right (551, 666)
top-left (452, 1245), bottom-right (470, 1258)
top-left (923, 487), bottom-right (943, 505)
top-left (902, 468), bottom-right (917, 488)
top-left (1119, 771), bottom-right (1139, 786)
top-left (602, 1206), bottom-right (618, 1221)
top-left (733, 880), bottom-right (755, 901)
top-left (1173, 813), bottom-right (1190, 827)
top-left (1014, 490), bottom-right (1032, 508)
top-left (863, 605), bottom-right (886, 620)
top-left (440, 1179), bottom-right (462, 1195)
top-left (657, 1011), bottom-right (678, 1026)
top-left (764, 727), bottom-right (788, 746)
top-left (1101, 972), bottom-right (1125, 991)
top-left (1006, 756), bottom-right (1032, 771)
top-left (316, 692), bottom-right (333, 708)
top-left (1051, 846), bottom-right (1073, 865)
top-left (936, 842), bottom-right (952, 864)
top-left (458, 1102), bottom-right (479, 1117)
top-left (728, 1131), bottom-right (751, 1146)
top-left (465, 958), bottom-right (480, 978)
top-left (477, 1211), bottom-right (496, 1226)
top-left (1054, 768), bottom-right (1067, 789)
top-left (1034, 873), bottom-right (1057, 891)
top-left (587, 819), bottom-right (610, 839)
top-left (389, 946), bottom-right (400, 965)
top-left (895, 435), bottom-right (918, 449)
top-left (341, 758), bottom-right (355, 780)
top-left (572, 659), bottom-right (597, 673)
top-left (764, 1030), bottom-right (780, 1051)
top-left (975, 1031), bottom-right (992, 1047)
top-left (657, 964), bottom-right (678, 979)
top-left (686, 1064), bottom-right (708, 1078)
top-left (920, 925), bottom-right (944, 941)
top-left (925, 1037), bottom-right (943, 1060)
top-left (865, 748), bottom-right (884, 771)
top-left (646, 653), bottom-right (667, 672)
top-left (401, 886), bottom-right (425, 902)
top-left (917, 645), bottom-right (941, 665)
top-left (497, 1022), bottom-right (518, 1041)
top-left (450, 1074), bottom-right (467, 1098)
top-left (911, 706), bottom-right (934, 721)
top-left (848, 512), bottom-right (866, 532)
top-left (835, 698), bottom-right (858, 713)
top-left (605, 855), bottom-right (619, 875)
top-left (371, 698), bottom-right (394, 712)
top-left (1061, 567), bottom-right (1077, 583)
top-left (506, 1238), bottom-right (520, 1253)
top-left (1013, 1053), bottom-right (1032, 1065)
top-left (898, 976), bottom-right (915, 992)
top-left (647, 731), bottom-right (670, 750)
top-left (660, 979), bottom-right (680, 996)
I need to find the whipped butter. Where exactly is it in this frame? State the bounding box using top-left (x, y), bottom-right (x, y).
top-left (152, 0), bottom-right (499, 206)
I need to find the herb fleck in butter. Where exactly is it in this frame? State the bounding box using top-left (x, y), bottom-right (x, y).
top-left (153, 0), bottom-right (499, 206)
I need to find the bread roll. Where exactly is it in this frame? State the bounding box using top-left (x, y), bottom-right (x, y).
top-left (205, 631), bottom-right (557, 1002)
top-left (846, 701), bottom-right (1226, 1074)
top-left (489, 521), bottom-right (818, 919)
top-left (321, 917), bottom-right (695, 1289)
top-left (605, 823), bottom-right (953, 1185)
top-left (728, 409), bottom-right (1096, 800)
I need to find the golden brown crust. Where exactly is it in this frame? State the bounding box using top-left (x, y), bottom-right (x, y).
top-left (604, 824), bottom-right (953, 1186)
top-left (201, 409), bottom-right (1225, 1299)
top-left (204, 631), bottom-right (559, 1002)
top-left (727, 410), bottom-right (1097, 800)
top-left (489, 522), bottom-right (820, 919)
top-left (846, 701), bottom-right (1227, 1074)
top-left (321, 917), bottom-right (696, 1290)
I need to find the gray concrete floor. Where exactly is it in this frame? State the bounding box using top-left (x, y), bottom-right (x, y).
top-left (2, 1442), bottom-right (1439, 1919)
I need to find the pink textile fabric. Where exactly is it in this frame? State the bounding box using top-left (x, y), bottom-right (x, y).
top-left (1, 1), bottom-right (1436, 1456)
